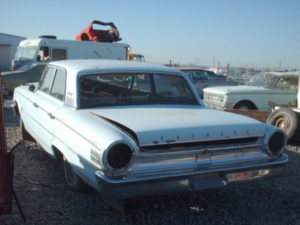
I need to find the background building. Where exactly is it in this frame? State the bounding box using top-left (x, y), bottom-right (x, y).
top-left (0, 33), bottom-right (25, 72)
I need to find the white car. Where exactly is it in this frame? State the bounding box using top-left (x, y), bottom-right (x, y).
top-left (203, 72), bottom-right (300, 111)
top-left (12, 59), bottom-right (287, 199)
top-left (177, 67), bottom-right (237, 98)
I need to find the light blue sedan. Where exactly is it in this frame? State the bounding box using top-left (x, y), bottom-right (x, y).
top-left (12, 59), bottom-right (287, 199)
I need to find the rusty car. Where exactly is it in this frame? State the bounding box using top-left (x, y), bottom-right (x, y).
top-left (203, 71), bottom-right (299, 110)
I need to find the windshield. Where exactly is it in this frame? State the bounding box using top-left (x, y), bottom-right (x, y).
top-left (247, 73), bottom-right (279, 88)
top-left (79, 73), bottom-right (198, 108)
top-left (14, 46), bottom-right (38, 62)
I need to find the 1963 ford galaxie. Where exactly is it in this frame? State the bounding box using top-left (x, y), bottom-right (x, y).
top-left (12, 59), bottom-right (287, 199)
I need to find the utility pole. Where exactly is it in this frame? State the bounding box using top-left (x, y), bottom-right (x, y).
top-left (279, 60), bottom-right (282, 71)
top-left (226, 64), bottom-right (230, 81)
top-left (195, 57), bottom-right (200, 66)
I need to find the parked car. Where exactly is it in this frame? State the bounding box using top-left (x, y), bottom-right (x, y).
top-left (12, 59), bottom-right (287, 200)
top-left (177, 67), bottom-right (237, 98)
top-left (203, 71), bottom-right (299, 110)
top-left (129, 53), bottom-right (145, 62)
top-left (1, 63), bottom-right (46, 95)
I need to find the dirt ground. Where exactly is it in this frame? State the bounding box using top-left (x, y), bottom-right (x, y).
top-left (1, 100), bottom-right (300, 225)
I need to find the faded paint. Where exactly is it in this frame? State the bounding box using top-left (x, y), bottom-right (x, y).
top-left (89, 106), bottom-right (266, 146)
top-left (12, 60), bottom-right (288, 199)
top-left (268, 100), bottom-right (297, 108)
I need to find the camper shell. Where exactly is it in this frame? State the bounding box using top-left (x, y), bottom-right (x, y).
top-left (12, 37), bottom-right (130, 70)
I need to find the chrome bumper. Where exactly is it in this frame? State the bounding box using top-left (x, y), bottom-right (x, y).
top-left (95, 153), bottom-right (288, 200)
top-left (204, 101), bottom-right (234, 110)
top-left (11, 101), bottom-right (19, 116)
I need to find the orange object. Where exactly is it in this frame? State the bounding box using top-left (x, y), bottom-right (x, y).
top-left (76, 20), bottom-right (121, 43)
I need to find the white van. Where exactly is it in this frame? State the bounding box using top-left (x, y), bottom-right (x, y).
top-left (12, 36), bottom-right (130, 70)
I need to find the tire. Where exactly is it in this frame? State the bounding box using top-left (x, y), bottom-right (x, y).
top-left (20, 119), bottom-right (34, 142)
top-left (234, 101), bottom-right (256, 110)
top-left (81, 33), bottom-right (89, 41)
top-left (63, 156), bottom-right (89, 192)
top-left (266, 108), bottom-right (299, 141)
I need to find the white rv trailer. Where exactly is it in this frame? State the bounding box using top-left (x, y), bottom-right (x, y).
top-left (12, 36), bottom-right (130, 70)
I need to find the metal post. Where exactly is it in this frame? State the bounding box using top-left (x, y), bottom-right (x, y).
top-left (0, 72), bottom-right (13, 214)
top-left (0, 73), bottom-right (7, 155)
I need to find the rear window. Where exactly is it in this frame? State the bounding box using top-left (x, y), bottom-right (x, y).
top-left (79, 73), bottom-right (198, 108)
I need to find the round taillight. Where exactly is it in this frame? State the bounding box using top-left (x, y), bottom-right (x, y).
top-left (267, 131), bottom-right (286, 156)
top-left (107, 144), bottom-right (132, 169)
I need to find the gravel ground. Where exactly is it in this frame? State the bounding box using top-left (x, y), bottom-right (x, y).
top-left (1, 100), bottom-right (300, 225)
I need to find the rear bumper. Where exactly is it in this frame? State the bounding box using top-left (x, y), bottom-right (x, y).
top-left (11, 101), bottom-right (19, 116)
top-left (95, 153), bottom-right (288, 200)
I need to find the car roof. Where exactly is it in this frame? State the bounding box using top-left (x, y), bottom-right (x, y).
top-left (265, 71), bottom-right (300, 77)
top-left (49, 59), bottom-right (184, 76)
top-left (174, 66), bottom-right (209, 71)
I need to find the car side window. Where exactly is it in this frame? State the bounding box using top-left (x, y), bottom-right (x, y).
top-left (50, 69), bottom-right (67, 101)
top-left (154, 74), bottom-right (193, 98)
top-left (132, 74), bottom-right (152, 93)
top-left (40, 67), bottom-right (56, 93)
top-left (185, 71), bottom-right (194, 81)
top-left (196, 71), bottom-right (209, 81)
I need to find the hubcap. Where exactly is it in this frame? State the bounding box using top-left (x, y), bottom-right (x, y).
top-left (274, 115), bottom-right (290, 132)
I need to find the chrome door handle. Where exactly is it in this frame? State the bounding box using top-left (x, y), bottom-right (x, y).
top-left (48, 113), bottom-right (55, 119)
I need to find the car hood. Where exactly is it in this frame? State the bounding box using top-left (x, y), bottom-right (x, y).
top-left (204, 85), bottom-right (276, 95)
top-left (90, 106), bottom-right (265, 146)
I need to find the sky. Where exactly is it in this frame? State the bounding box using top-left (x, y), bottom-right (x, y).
top-left (0, 0), bottom-right (299, 69)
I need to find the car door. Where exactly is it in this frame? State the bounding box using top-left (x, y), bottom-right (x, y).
top-left (268, 77), bottom-right (298, 108)
top-left (269, 77), bottom-right (298, 107)
top-left (20, 66), bottom-right (54, 143)
top-left (32, 66), bottom-right (66, 155)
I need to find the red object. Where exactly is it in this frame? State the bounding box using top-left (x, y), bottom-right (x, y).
top-left (76, 20), bottom-right (121, 43)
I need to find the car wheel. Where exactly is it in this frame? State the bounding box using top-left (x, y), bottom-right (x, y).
top-left (234, 102), bottom-right (256, 110)
top-left (266, 108), bottom-right (299, 141)
top-left (63, 156), bottom-right (89, 192)
top-left (20, 119), bottom-right (34, 141)
top-left (81, 33), bottom-right (89, 41)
